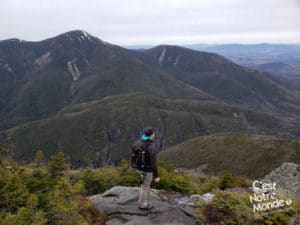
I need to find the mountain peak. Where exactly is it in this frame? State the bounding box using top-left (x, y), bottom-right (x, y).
top-left (63, 30), bottom-right (92, 37)
top-left (54, 30), bottom-right (110, 46)
top-left (55, 30), bottom-right (96, 42)
top-left (0, 38), bottom-right (26, 44)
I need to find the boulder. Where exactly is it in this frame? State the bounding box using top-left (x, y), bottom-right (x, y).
top-left (173, 193), bottom-right (215, 206)
top-left (263, 163), bottom-right (300, 198)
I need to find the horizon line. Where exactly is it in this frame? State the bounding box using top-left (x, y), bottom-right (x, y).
top-left (1, 30), bottom-right (300, 47)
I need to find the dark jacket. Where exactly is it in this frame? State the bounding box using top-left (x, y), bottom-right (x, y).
top-left (141, 139), bottom-right (159, 178)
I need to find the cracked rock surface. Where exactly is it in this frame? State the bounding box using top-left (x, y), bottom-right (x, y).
top-left (91, 186), bottom-right (211, 225)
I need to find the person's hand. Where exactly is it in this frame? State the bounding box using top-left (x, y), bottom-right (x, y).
top-left (154, 177), bottom-right (160, 183)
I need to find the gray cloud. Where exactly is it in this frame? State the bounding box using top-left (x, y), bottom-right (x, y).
top-left (0, 0), bottom-right (299, 45)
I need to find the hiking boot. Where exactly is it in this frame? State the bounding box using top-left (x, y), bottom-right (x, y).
top-left (138, 203), bottom-right (153, 210)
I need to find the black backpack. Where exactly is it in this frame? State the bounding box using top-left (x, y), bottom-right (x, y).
top-left (131, 140), bottom-right (149, 170)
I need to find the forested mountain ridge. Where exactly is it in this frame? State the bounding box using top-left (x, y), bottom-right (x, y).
top-left (0, 30), bottom-right (299, 165)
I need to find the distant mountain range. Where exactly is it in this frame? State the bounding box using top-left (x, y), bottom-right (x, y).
top-left (253, 62), bottom-right (300, 77)
top-left (0, 30), bottom-right (299, 165)
top-left (127, 43), bottom-right (300, 77)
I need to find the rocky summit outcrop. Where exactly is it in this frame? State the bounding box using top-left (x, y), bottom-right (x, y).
top-left (263, 163), bottom-right (300, 198)
top-left (91, 186), bottom-right (214, 225)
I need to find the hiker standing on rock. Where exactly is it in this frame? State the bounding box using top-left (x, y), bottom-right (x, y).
top-left (131, 127), bottom-right (160, 210)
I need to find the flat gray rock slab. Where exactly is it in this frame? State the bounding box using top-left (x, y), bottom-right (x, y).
top-left (91, 186), bottom-right (198, 225)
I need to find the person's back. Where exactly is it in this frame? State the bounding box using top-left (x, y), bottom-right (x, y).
top-left (136, 127), bottom-right (160, 210)
top-left (140, 138), bottom-right (159, 178)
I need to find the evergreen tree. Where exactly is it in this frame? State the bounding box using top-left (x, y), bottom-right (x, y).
top-left (0, 166), bottom-right (30, 213)
top-left (35, 150), bottom-right (44, 167)
top-left (47, 151), bottom-right (67, 178)
top-left (0, 144), bottom-right (10, 168)
top-left (3, 194), bottom-right (47, 225)
top-left (46, 178), bottom-right (83, 225)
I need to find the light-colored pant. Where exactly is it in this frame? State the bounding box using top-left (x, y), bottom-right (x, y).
top-left (138, 172), bottom-right (153, 207)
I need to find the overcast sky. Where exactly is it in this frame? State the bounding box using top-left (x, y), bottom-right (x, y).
top-left (0, 0), bottom-right (300, 45)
